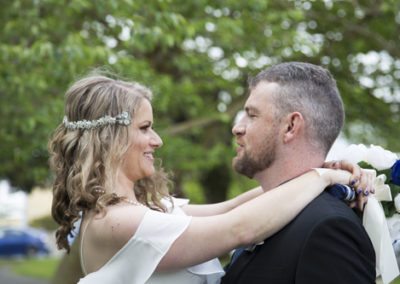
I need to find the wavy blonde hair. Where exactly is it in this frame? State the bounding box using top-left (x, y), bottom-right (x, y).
top-left (49, 73), bottom-right (171, 252)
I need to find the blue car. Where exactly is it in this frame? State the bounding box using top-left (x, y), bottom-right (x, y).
top-left (0, 227), bottom-right (50, 257)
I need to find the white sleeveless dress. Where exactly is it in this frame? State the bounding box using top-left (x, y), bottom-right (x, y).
top-left (78, 198), bottom-right (225, 284)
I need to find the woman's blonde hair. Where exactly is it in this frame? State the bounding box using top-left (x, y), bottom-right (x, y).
top-left (49, 72), bottom-right (171, 252)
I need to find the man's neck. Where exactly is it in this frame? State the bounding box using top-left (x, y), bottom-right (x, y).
top-left (254, 154), bottom-right (326, 192)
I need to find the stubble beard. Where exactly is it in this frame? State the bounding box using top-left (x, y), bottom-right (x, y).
top-left (233, 138), bottom-right (277, 178)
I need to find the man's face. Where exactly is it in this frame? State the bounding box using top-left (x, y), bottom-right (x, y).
top-left (232, 82), bottom-right (281, 178)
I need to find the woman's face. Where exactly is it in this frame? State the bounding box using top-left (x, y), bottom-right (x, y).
top-left (121, 99), bottom-right (163, 182)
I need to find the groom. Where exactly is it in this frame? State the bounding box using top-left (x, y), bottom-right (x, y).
top-left (221, 62), bottom-right (376, 283)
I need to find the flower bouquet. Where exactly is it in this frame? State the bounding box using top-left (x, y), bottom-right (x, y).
top-left (338, 144), bottom-right (400, 217)
top-left (337, 144), bottom-right (400, 283)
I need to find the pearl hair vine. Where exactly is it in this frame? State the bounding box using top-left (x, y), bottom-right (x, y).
top-left (63, 111), bottom-right (131, 130)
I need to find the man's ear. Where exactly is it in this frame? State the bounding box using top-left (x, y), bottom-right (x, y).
top-left (283, 112), bottom-right (304, 143)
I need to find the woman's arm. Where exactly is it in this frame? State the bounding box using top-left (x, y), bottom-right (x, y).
top-left (158, 168), bottom-right (353, 270)
top-left (182, 186), bottom-right (263, 217)
top-left (182, 160), bottom-right (363, 217)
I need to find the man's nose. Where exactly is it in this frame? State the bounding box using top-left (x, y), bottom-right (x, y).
top-left (232, 123), bottom-right (245, 136)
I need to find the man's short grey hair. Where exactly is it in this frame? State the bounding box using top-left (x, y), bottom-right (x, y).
top-left (249, 62), bottom-right (344, 155)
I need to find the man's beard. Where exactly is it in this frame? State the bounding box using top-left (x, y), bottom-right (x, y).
top-left (233, 139), bottom-right (277, 178)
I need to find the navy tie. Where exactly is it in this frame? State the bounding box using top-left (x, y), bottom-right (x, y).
top-left (225, 247), bottom-right (246, 271)
top-left (232, 247), bottom-right (245, 263)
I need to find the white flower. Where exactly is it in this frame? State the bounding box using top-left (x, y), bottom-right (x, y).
top-left (365, 145), bottom-right (398, 171)
top-left (338, 144), bottom-right (397, 171)
top-left (338, 144), bottom-right (368, 165)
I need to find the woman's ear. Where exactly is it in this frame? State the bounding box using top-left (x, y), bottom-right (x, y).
top-left (283, 112), bottom-right (304, 143)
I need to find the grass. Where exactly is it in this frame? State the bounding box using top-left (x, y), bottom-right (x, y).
top-left (30, 215), bottom-right (58, 231)
top-left (0, 257), bottom-right (60, 279)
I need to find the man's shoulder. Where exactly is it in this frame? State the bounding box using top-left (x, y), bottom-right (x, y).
top-left (260, 191), bottom-right (373, 261)
top-left (246, 193), bottom-right (375, 284)
top-left (303, 191), bottom-right (360, 220)
top-left (287, 191), bottom-right (363, 234)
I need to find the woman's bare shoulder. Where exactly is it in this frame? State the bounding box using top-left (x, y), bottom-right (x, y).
top-left (88, 204), bottom-right (148, 247)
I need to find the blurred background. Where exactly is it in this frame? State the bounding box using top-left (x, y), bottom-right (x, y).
top-left (0, 0), bottom-right (399, 282)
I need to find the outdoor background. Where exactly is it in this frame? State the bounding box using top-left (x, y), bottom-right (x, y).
top-left (0, 0), bottom-right (399, 283)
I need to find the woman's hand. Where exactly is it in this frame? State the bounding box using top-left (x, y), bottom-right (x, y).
top-left (323, 160), bottom-right (376, 211)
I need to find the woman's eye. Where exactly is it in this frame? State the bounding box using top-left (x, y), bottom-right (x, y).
top-left (140, 125), bottom-right (150, 131)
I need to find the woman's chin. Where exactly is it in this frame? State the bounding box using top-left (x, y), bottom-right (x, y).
top-left (143, 167), bottom-right (156, 178)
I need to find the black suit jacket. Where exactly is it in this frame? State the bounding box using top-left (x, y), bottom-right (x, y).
top-left (221, 192), bottom-right (376, 284)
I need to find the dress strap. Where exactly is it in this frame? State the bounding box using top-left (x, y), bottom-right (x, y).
top-left (79, 214), bottom-right (91, 276)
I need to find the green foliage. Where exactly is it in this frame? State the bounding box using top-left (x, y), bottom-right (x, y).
top-left (182, 180), bottom-right (206, 204)
top-left (382, 179), bottom-right (400, 217)
top-left (0, 0), bottom-right (399, 203)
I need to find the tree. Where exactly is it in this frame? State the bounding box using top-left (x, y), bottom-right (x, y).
top-left (1, 0), bottom-right (399, 202)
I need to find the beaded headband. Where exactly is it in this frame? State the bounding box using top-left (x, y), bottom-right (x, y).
top-left (63, 111), bottom-right (131, 130)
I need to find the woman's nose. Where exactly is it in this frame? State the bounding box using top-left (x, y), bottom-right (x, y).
top-left (151, 130), bottom-right (163, 148)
